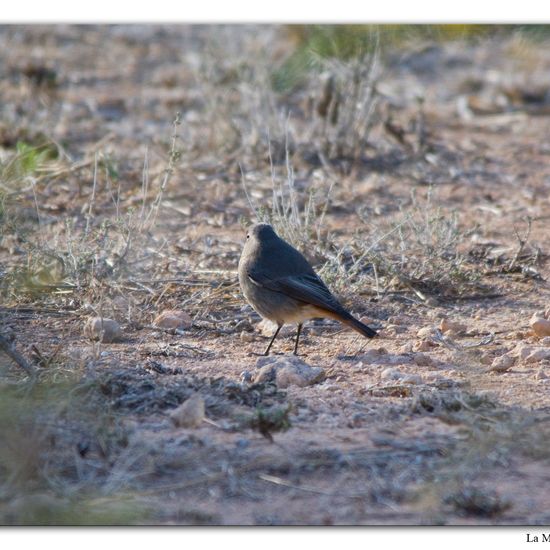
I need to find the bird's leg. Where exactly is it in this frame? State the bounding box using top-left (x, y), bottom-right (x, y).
top-left (263, 324), bottom-right (282, 356)
top-left (293, 323), bottom-right (303, 356)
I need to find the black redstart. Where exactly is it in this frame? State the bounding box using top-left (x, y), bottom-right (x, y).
top-left (238, 223), bottom-right (377, 355)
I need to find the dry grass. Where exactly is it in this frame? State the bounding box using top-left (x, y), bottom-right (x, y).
top-left (0, 376), bottom-right (150, 524)
top-left (355, 189), bottom-right (484, 302)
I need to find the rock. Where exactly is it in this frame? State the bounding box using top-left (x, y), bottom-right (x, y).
top-left (153, 309), bottom-right (192, 329)
top-left (535, 368), bottom-right (548, 380)
top-left (525, 348), bottom-right (550, 364)
top-left (511, 344), bottom-right (549, 363)
top-left (530, 315), bottom-right (550, 338)
top-left (277, 365), bottom-right (321, 388)
top-left (412, 353), bottom-right (434, 367)
top-left (417, 326), bottom-right (436, 338)
top-left (253, 356), bottom-right (325, 388)
top-left (170, 394), bottom-right (205, 428)
top-left (413, 339), bottom-right (435, 352)
top-left (384, 324), bottom-right (407, 334)
top-left (399, 343), bottom-right (414, 354)
top-left (541, 337), bottom-right (550, 346)
top-left (511, 344), bottom-right (536, 360)
top-left (252, 364), bottom-right (277, 384)
top-left (84, 317), bottom-right (122, 343)
top-left (489, 354), bottom-right (514, 373)
top-left (258, 318), bottom-right (276, 337)
top-left (439, 318), bottom-right (467, 335)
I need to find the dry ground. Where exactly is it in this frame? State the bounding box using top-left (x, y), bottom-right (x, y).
top-left (1, 25), bottom-right (550, 525)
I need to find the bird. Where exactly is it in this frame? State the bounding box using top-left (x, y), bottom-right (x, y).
top-left (238, 223), bottom-right (377, 355)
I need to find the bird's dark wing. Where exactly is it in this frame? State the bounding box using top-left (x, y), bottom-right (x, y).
top-left (248, 269), bottom-right (343, 314)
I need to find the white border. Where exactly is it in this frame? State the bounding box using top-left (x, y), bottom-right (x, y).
top-left (0, 5), bottom-right (546, 547)
top-left (0, 1), bottom-right (549, 23)
top-left (0, 528), bottom-right (535, 549)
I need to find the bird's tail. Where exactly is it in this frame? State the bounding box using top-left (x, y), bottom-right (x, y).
top-left (337, 310), bottom-right (377, 338)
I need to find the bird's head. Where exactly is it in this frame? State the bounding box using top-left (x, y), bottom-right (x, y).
top-left (245, 223), bottom-right (278, 244)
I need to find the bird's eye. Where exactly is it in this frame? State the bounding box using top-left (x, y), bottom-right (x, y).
top-left (246, 234), bottom-right (250, 239)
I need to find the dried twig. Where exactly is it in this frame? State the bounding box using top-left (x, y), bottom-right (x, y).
top-left (0, 334), bottom-right (36, 378)
top-left (431, 329), bottom-right (462, 351)
top-left (84, 152), bottom-right (99, 238)
top-left (508, 217), bottom-right (532, 272)
top-left (461, 333), bottom-right (495, 348)
top-left (258, 473), bottom-right (337, 497)
top-left (431, 329), bottom-right (495, 350)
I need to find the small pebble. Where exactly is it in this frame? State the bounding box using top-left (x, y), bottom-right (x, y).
top-left (439, 318), bottom-right (467, 335)
top-left (254, 356), bottom-right (325, 388)
top-left (83, 317), bottom-right (122, 343)
top-left (512, 344), bottom-right (536, 360)
top-left (170, 394), bottom-right (205, 428)
top-left (530, 315), bottom-right (550, 338)
top-left (399, 343), bottom-right (414, 354)
top-left (525, 348), bottom-right (550, 364)
top-left (413, 339), bottom-right (435, 352)
top-left (489, 354), bottom-right (514, 373)
top-left (153, 309), bottom-right (192, 330)
top-left (385, 324), bottom-right (407, 334)
top-left (535, 368), bottom-right (548, 380)
top-left (417, 326), bottom-right (436, 338)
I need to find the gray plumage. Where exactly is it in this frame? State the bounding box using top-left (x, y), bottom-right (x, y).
top-left (238, 223), bottom-right (377, 355)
